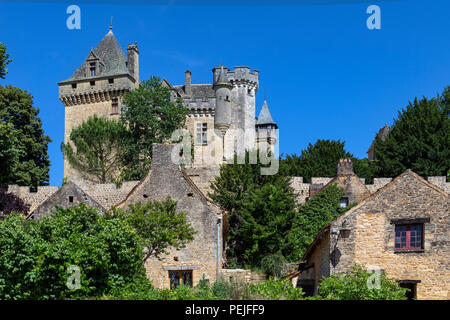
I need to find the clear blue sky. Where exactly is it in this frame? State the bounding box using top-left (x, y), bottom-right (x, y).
top-left (0, 0), bottom-right (449, 186)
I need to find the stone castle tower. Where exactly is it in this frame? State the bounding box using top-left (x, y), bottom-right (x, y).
top-left (58, 27), bottom-right (139, 184)
top-left (59, 28), bottom-right (277, 183)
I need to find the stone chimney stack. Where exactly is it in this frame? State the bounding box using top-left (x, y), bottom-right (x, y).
top-left (337, 158), bottom-right (354, 176)
top-left (184, 70), bottom-right (192, 97)
top-left (127, 42), bottom-right (139, 84)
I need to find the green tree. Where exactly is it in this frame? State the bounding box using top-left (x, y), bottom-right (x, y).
top-left (280, 139), bottom-right (353, 183)
top-left (0, 204), bottom-right (145, 299)
top-left (113, 197), bottom-right (196, 262)
top-left (316, 265), bottom-right (408, 300)
top-left (0, 121), bottom-right (21, 185)
top-left (0, 85), bottom-right (51, 188)
top-left (209, 151), bottom-right (296, 268)
top-left (121, 76), bottom-right (189, 180)
top-left (62, 115), bottom-right (129, 184)
top-left (284, 184), bottom-right (349, 261)
top-left (0, 42), bottom-right (12, 79)
top-left (373, 86), bottom-right (450, 178)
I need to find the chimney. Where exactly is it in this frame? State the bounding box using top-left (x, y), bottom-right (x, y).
top-left (185, 70), bottom-right (192, 97)
top-left (127, 42), bottom-right (139, 84)
top-left (337, 158), bottom-right (354, 176)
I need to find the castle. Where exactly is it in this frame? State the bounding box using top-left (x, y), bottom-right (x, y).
top-left (3, 28), bottom-right (448, 298)
top-left (58, 28), bottom-right (278, 185)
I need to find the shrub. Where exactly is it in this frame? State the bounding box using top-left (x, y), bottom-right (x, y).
top-left (249, 278), bottom-right (304, 300)
top-left (316, 265), bottom-right (408, 300)
top-left (260, 253), bottom-right (286, 279)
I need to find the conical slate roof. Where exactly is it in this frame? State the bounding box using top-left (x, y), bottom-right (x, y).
top-left (61, 30), bottom-right (129, 82)
top-left (256, 100), bottom-right (277, 127)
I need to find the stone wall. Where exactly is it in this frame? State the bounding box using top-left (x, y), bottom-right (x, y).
top-left (220, 269), bottom-right (266, 285)
top-left (329, 171), bottom-right (449, 300)
top-left (118, 144), bottom-right (223, 289)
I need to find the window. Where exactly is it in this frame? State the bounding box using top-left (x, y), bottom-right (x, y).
top-left (108, 78), bottom-right (114, 84)
top-left (111, 98), bottom-right (119, 114)
top-left (399, 281), bottom-right (418, 300)
top-left (90, 62), bottom-right (96, 77)
top-left (395, 224), bottom-right (423, 251)
top-left (68, 196), bottom-right (74, 203)
top-left (339, 197), bottom-right (349, 208)
top-left (169, 270), bottom-right (192, 289)
top-left (90, 81), bottom-right (95, 86)
top-left (71, 83), bottom-right (77, 89)
top-left (196, 123), bottom-right (207, 145)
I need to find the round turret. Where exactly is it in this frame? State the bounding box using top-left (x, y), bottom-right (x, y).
top-left (213, 66), bottom-right (232, 135)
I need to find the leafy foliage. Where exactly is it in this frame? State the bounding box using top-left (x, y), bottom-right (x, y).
top-left (373, 86), bottom-right (450, 178)
top-left (248, 278), bottom-right (304, 300)
top-left (316, 265), bottom-right (408, 300)
top-left (209, 151), bottom-right (296, 268)
top-left (0, 85), bottom-right (51, 188)
top-left (0, 42), bottom-right (12, 79)
top-left (259, 253), bottom-right (286, 279)
top-left (0, 204), bottom-right (145, 299)
top-left (121, 76), bottom-right (189, 180)
top-left (62, 115), bottom-right (129, 184)
top-left (280, 139), bottom-right (352, 183)
top-left (284, 184), bottom-right (349, 261)
top-left (112, 197), bottom-right (196, 262)
top-left (0, 121), bottom-right (21, 185)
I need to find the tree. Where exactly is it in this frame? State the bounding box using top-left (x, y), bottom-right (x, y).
top-left (209, 151), bottom-right (296, 268)
top-left (0, 204), bottom-right (145, 299)
top-left (280, 139), bottom-right (353, 183)
top-left (0, 85), bottom-right (51, 188)
top-left (316, 265), bottom-right (408, 300)
top-left (113, 197), bottom-right (196, 262)
top-left (62, 115), bottom-right (129, 184)
top-left (284, 184), bottom-right (349, 262)
top-left (0, 121), bottom-right (21, 185)
top-left (373, 87), bottom-right (450, 178)
top-left (0, 42), bottom-right (12, 79)
top-left (121, 76), bottom-right (189, 180)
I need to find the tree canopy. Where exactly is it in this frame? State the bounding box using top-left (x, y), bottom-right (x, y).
top-left (0, 204), bottom-right (145, 299)
top-left (0, 85), bottom-right (51, 188)
top-left (62, 115), bottom-right (129, 184)
top-left (373, 86), bottom-right (450, 178)
top-left (209, 151), bottom-right (297, 268)
top-left (112, 197), bottom-right (196, 262)
top-left (121, 76), bottom-right (189, 180)
top-left (0, 42), bottom-right (12, 79)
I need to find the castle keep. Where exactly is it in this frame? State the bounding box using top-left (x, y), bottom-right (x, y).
top-left (58, 28), bottom-right (278, 185)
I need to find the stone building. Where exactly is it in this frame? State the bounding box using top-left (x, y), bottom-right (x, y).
top-left (290, 169), bottom-right (449, 300)
top-left (367, 123), bottom-right (390, 161)
top-left (58, 27), bottom-right (278, 185)
top-left (9, 144), bottom-right (225, 289)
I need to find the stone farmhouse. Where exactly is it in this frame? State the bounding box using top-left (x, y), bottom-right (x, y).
top-left (3, 27), bottom-right (449, 297)
top-left (286, 161), bottom-right (449, 300)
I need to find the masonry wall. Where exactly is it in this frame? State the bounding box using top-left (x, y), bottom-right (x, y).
top-left (119, 144), bottom-right (222, 289)
top-left (330, 172), bottom-right (449, 300)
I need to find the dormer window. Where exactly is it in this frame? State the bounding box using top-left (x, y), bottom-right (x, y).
top-left (90, 62), bottom-right (96, 77)
top-left (339, 197), bottom-right (349, 208)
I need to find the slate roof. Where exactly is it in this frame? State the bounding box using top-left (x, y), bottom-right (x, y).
top-left (256, 100), bottom-right (277, 127)
top-left (60, 30), bottom-right (130, 83)
top-left (173, 84), bottom-right (215, 100)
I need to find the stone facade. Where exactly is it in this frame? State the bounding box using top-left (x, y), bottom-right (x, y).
top-left (295, 170), bottom-right (449, 300)
top-left (117, 144), bottom-right (224, 289)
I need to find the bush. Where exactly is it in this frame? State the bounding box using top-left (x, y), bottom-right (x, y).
top-left (249, 278), bottom-right (304, 300)
top-left (260, 253), bottom-right (286, 279)
top-left (316, 265), bottom-right (408, 300)
top-left (0, 204), bottom-right (146, 299)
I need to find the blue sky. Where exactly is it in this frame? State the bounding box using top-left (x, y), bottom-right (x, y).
top-left (0, 0), bottom-right (449, 186)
